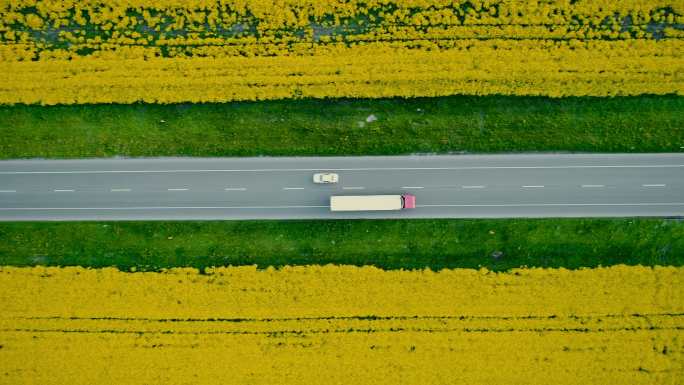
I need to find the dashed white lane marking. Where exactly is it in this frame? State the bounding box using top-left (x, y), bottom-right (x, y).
top-left (401, 186), bottom-right (424, 189)
top-left (642, 184), bottom-right (666, 187)
top-left (224, 187), bottom-right (247, 191)
top-left (343, 186), bottom-right (365, 190)
top-left (167, 188), bottom-right (189, 191)
top-left (110, 188), bottom-right (131, 192)
top-left (54, 189), bottom-right (74, 192)
top-left (462, 185), bottom-right (485, 189)
top-left (283, 187), bottom-right (305, 190)
top-left (522, 185), bottom-right (545, 188)
top-left (581, 185), bottom-right (605, 188)
top-left (0, 190), bottom-right (16, 193)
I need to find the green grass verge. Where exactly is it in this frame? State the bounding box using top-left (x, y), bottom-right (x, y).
top-left (1, 95), bottom-right (683, 158)
top-left (1, 219), bottom-right (682, 271)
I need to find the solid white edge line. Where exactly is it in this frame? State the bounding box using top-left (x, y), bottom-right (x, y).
top-left (167, 188), bottom-right (189, 191)
top-left (581, 185), bottom-right (605, 188)
top-left (642, 184), bottom-right (666, 187)
top-left (0, 205), bottom-right (329, 210)
top-left (522, 185), bottom-right (545, 188)
top-left (3, 164), bottom-right (684, 174)
top-left (283, 187), bottom-right (305, 190)
top-left (53, 189), bottom-right (74, 192)
top-left (0, 190), bottom-right (17, 193)
top-left (418, 203), bottom-right (684, 208)
top-left (3, 203), bottom-right (684, 211)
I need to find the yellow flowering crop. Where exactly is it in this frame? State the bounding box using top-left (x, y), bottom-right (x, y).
top-left (1, 265), bottom-right (682, 384)
top-left (0, 0), bottom-right (682, 103)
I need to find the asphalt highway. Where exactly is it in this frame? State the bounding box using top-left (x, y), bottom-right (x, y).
top-left (0, 154), bottom-right (683, 221)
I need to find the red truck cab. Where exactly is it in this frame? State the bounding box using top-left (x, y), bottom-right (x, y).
top-left (402, 194), bottom-right (416, 209)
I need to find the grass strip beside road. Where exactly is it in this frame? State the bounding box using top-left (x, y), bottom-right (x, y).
top-left (0, 219), bottom-right (682, 271)
top-left (1, 95), bottom-right (683, 158)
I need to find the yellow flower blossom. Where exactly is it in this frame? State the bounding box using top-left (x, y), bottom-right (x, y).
top-left (0, 265), bottom-right (682, 384)
top-left (0, 0), bottom-right (681, 103)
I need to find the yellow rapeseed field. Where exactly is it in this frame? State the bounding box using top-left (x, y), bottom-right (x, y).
top-left (0, 0), bottom-right (682, 104)
top-left (1, 265), bottom-right (682, 384)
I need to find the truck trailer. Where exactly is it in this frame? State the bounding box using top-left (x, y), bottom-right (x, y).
top-left (329, 194), bottom-right (416, 212)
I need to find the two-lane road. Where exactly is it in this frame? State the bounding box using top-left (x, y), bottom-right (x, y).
top-left (0, 154), bottom-right (683, 221)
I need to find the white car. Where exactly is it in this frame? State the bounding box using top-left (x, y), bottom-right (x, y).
top-left (313, 173), bottom-right (339, 184)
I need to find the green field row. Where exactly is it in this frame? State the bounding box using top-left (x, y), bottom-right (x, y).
top-left (1, 219), bottom-right (682, 271)
top-left (1, 95), bottom-right (683, 158)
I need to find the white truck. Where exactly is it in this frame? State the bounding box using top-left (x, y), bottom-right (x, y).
top-left (330, 194), bottom-right (416, 212)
